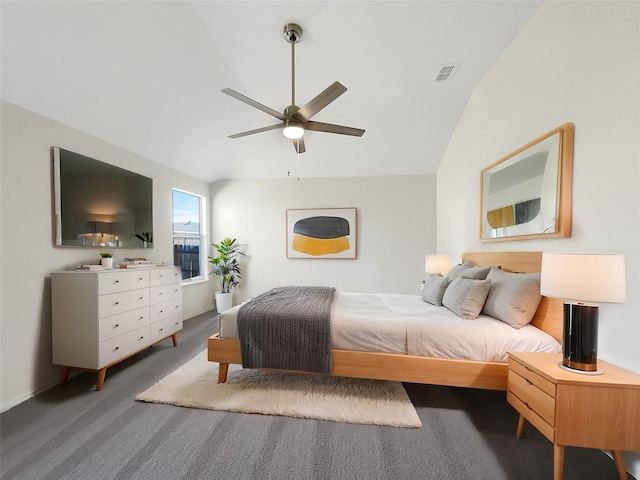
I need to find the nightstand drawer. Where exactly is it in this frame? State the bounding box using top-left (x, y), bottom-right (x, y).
top-left (507, 391), bottom-right (555, 442)
top-left (510, 357), bottom-right (555, 397)
top-left (509, 370), bottom-right (556, 425)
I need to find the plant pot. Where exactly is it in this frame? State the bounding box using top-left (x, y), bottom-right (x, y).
top-left (215, 292), bottom-right (233, 313)
top-left (101, 257), bottom-right (114, 269)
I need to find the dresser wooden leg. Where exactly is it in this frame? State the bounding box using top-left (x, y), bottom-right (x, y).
top-left (172, 333), bottom-right (178, 347)
top-left (611, 450), bottom-right (628, 480)
top-left (60, 366), bottom-right (71, 385)
top-left (218, 363), bottom-right (229, 383)
top-left (553, 444), bottom-right (565, 480)
top-left (96, 368), bottom-right (107, 391)
top-left (516, 414), bottom-right (526, 439)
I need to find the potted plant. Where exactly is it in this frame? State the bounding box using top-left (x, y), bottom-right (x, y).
top-left (99, 251), bottom-right (114, 269)
top-left (209, 237), bottom-right (244, 313)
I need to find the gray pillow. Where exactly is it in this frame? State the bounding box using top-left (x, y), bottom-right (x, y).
top-left (482, 266), bottom-right (542, 329)
top-left (442, 277), bottom-right (492, 319)
top-left (445, 263), bottom-right (491, 281)
top-left (421, 274), bottom-right (451, 306)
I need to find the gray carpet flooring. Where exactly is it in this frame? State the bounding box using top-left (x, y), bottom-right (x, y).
top-left (1, 311), bottom-right (631, 480)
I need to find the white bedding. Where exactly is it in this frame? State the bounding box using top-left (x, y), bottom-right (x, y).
top-left (220, 292), bottom-right (560, 363)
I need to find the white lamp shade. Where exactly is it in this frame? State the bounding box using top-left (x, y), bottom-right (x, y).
top-left (425, 254), bottom-right (451, 274)
top-left (540, 252), bottom-right (626, 303)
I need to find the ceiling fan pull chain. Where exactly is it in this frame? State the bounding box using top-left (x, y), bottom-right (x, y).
top-left (297, 139), bottom-right (301, 181)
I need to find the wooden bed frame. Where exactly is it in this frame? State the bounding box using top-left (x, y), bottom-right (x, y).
top-left (207, 251), bottom-right (563, 391)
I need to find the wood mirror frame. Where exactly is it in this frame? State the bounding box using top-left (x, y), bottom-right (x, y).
top-left (480, 123), bottom-right (574, 242)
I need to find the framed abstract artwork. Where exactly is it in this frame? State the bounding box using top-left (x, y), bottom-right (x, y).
top-left (286, 208), bottom-right (357, 259)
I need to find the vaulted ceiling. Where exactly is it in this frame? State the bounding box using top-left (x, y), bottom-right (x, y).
top-left (1, 1), bottom-right (542, 182)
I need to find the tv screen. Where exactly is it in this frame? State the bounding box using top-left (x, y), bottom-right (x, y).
top-left (52, 147), bottom-right (153, 248)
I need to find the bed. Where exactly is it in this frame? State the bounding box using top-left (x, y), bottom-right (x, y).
top-left (207, 251), bottom-right (563, 391)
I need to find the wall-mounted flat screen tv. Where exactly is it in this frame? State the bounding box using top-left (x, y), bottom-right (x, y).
top-left (52, 147), bottom-right (153, 248)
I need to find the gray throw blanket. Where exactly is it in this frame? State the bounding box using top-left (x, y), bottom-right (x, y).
top-left (237, 286), bottom-right (336, 374)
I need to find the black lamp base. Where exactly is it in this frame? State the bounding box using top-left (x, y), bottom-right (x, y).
top-left (562, 303), bottom-right (601, 374)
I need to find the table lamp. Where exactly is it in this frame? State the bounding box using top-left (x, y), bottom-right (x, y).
top-left (540, 252), bottom-right (626, 374)
top-left (425, 254), bottom-right (451, 275)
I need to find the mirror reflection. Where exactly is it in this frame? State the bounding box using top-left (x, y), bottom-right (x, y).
top-left (480, 123), bottom-right (573, 241)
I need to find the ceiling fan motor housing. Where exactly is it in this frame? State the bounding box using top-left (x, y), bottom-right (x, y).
top-left (283, 23), bottom-right (302, 43)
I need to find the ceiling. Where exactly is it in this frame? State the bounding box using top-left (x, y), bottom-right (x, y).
top-left (1, 1), bottom-right (542, 183)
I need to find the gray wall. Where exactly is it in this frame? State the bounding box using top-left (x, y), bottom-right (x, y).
top-left (0, 101), bottom-right (213, 410)
top-left (210, 175), bottom-right (437, 303)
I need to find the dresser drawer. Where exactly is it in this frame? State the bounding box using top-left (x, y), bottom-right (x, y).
top-left (509, 357), bottom-right (556, 397)
top-left (150, 284), bottom-right (181, 304)
top-left (150, 316), bottom-right (183, 344)
top-left (150, 298), bottom-right (182, 323)
top-left (99, 289), bottom-right (150, 318)
top-left (99, 326), bottom-right (150, 367)
top-left (99, 271), bottom-right (150, 295)
top-left (150, 267), bottom-right (181, 287)
top-left (509, 370), bottom-right (556, 425)
top-left (98, 306), bottom-right (150, 341)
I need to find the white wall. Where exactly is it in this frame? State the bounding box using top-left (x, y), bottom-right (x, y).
top-left (210, 175), bottom-right (437, 303)
top-left (437, 2), bottom-right (639, 474)
top-left (0, 101), bottom-right (213, 411)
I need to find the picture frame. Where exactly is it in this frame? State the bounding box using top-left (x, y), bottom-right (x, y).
top-left (480, 123), bottom-right (574, 242)
top-left (286, 208), bottom-right (357, 259)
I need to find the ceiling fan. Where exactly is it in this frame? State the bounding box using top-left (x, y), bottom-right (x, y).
top-left (222, 23), bottom-right (365, 154)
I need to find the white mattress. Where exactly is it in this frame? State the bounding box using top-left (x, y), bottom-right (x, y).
top-left (220, 292), bottom-right (560, 363)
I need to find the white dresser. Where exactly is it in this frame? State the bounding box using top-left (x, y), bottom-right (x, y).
top-left (51, 266), bottom-right (182, 390)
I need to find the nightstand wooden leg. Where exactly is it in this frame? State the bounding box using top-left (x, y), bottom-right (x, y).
top-left (611, 450), bottom-right (628, 480)
top-left (218, 363), bottom-right (229, 383)
top-left (553, 444), bottom-right (565, 480)
top-left (515, 414), bottom-right (526, 439)
top-left (96, 368), bottom-right (107, 391)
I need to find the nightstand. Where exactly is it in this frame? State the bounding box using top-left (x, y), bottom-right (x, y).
top-left (507, 352), bottom-right (640, 480)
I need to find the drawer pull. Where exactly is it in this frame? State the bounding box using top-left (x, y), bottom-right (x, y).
top-left (115, 346), bottom-right (120, 351)
top-left (175, 305), bottom-right (179, 309)
top-left (114, 301), bottom-right (120, 305)
top-left (160, 310), bottom-right (163, 314)
top-left (138, 277), bottom-right (143, 281)
top-left (159, 328), bottom-right (164, 332)
top-left (159, 275), bottom-right (164, 278)
top-left (114, 280), bottom-right (120, 284)
top-left (175, 322), bottom-right (179, 326)
top-left (525, 379), bottom-right (533, 386)
top-left (139, 336), bottom-right (144, 340)
top-left (139, 316), bottom-right (144, 320)
top-left (114, 324), bottom-right (119, 328)
top-left (159, 292), bottom-right (163, 296)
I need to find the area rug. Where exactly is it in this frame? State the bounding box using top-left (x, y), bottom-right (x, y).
top-left (135, 350), bottom-right (421, 428)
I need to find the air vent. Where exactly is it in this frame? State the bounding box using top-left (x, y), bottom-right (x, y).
top-left (435, 64), bottom-right (460, 82)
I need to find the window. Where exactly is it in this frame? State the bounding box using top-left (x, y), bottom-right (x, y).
top-left (172, 189), bottom-right (206, 283)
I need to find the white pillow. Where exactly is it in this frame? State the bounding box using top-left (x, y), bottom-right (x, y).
top-left (421, 274), bottom-right (451, 306)
top-left (482, 266), bottom-right (542, 329)
top-left (442, 277), bottom-right (491, 319)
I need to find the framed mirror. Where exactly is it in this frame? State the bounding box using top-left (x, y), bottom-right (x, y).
top-left (480, 123), bottom-right (574, 242)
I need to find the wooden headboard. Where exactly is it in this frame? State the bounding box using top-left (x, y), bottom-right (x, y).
top-left (462, 251), bottom-right (563, 343)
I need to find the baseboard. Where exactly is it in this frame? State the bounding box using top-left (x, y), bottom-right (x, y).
top-left (1, 378), bottom-right (61, 413)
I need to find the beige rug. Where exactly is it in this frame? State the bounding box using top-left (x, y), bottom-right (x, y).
top-left (136, 350), bottom-right (421, 428)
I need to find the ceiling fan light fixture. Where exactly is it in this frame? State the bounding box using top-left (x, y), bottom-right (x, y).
top-left (283, 121), bottom-right (304, 139)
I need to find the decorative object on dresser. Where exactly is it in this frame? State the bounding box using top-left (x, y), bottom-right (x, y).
top-left (507, 352), bottom-right (640, 480)
top-left (99, 251), bottom-right (113, 269)
top-left (540, 252), bottom-right (626, 373)
top-left (209, 237), bottom-right (244, 313)
top-left (51, 266), bottom-right (182, 390)
top-left (480, 123), bottom-right (574, 242)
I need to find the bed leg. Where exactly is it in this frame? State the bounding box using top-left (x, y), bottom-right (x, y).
top-left (218, 363), bottom-right (229, 383)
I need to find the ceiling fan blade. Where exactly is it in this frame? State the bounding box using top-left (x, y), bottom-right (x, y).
top-left (228, 123), bottom-right (282, 139)
top-left (293, 81), bottom-right (348, 121)
top-left (293, 137), bottom-right (306, 154)
top-left (222, 88), bottom-right (287, 121)
top-left (304, 121), bottom-right (365, 137)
